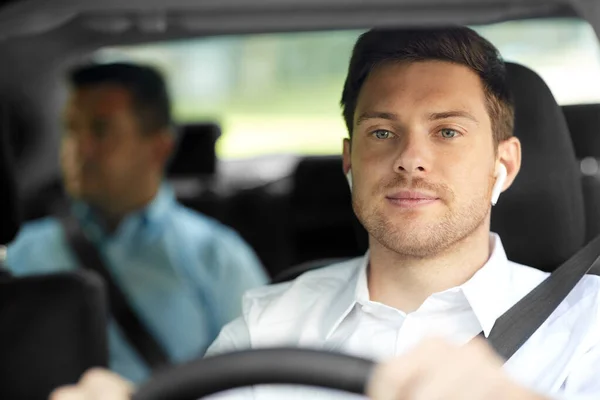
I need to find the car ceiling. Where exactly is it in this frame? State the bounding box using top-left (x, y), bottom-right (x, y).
top-left (0, 0), bottom-right (596, 96)
top-left (0, 0), bottom-right (597, 43)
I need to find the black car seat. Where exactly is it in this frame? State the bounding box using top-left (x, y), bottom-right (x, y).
top-left (563, 104), bottom-right (600, 160)
top-left (562, 103), bottom-right (600, 241)
top-left (0, 122), bottom-right (108, 399)
top-left (0, 109), bottom-right (19, 245)
top-left (167, 122), bottom-right (223, 220)
top-left (491, 62), bottom-right (585, 271)
top-left (275, 62), bottom-right (587, 282)
top-left (288, 155), bottom-right (364, 267)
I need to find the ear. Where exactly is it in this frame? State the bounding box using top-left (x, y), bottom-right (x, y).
top-left (496, 136), bottom-right (521, 193)
top-left (152, 130), bottom-right (175, 167)
top-left (342, 138), bottom-right (352, 175)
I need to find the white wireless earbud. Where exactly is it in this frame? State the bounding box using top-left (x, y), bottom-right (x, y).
top-left (491, 163), bottom-right (507, 206)
top-left (346, 170), bottom-right (353, 192)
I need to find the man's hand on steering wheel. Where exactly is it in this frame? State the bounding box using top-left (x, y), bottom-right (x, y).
top-left (366, 336), bottom-right (550, 400)
top-left (49, 368), bottom-right (133, 400)
top-left (49, 337), bottom-right (550, 400)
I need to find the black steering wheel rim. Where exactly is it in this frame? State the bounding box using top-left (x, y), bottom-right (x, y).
top-left (133, 348), bottom-right (376, 400)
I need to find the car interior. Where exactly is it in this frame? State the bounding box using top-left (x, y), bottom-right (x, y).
top-left (0, 130), bottom-right (109, 399)
top-left (1, 0), bottom-right (600, 398)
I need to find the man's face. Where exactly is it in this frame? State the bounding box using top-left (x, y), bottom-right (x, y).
top-left (343, 60), bottom-right (505, 258)
top-left (61, 84), bottom-right (164, 210)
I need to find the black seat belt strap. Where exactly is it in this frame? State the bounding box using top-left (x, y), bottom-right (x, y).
top-left (59, 214), bottom-right (170, 370)
top-left (485, 234), bottom-right (600, 361)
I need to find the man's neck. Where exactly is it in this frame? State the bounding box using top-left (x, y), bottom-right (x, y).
top-left (91, 184), bottom-right (161, 234)
top-left (367, 224), bottom-right (492, 313)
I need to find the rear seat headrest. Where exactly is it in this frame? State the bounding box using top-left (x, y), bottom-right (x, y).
top-left (292, 156), bottom-right (351, 203)
top-left (490, 62), bottom-right (586, 271)
top-left (167, 122), bottom-right (221, 177)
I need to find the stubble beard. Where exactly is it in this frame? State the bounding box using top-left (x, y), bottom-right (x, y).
top-left (353, 177), bottom-right (493, 259)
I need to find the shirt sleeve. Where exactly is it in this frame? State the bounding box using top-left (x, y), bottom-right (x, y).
top-left (550, 342), bottom-right (600, 400)
top-left (203, 317), bottom-right (256, 400)
top-left (205, 317), bottom-right (252, 357)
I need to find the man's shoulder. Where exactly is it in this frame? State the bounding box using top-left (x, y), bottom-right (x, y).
top-left (10, 217), bottom-right (62, 245)
top-left (508, 259), bottom-right (600, 298)
top-left (169, 203), bottom-right (217, 228)
top-left (507, 260), bottom-right (550, 282)
top-left (508, 259), bottom-right (600, 326)
top-left (169, 203), bottom-right (245, 244)
top-left (570, 272), bottom-right (600, 308)
top-left (241, 257), bottom-right (363, 322)
top-left (6, 217), bottom-right (69, 274)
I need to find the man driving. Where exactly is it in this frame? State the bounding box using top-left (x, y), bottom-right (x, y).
top-left (50, 27), bottom-right (600, 399)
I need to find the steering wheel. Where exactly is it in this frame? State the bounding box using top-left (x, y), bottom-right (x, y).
top-left (133, 348), bottom-right (376, 400)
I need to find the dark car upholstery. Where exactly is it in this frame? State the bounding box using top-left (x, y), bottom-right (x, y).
top-left (563, 103), bottom-right (600, 241)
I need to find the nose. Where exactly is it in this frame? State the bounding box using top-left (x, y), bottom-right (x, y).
top-left (392, 132), bottom-right (429, 175)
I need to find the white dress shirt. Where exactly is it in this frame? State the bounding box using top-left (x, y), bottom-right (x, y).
top-left (205, 233), bottom-right (600, 399)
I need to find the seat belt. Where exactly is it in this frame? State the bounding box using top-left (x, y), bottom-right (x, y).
top-left (59, 214), bottom-right (171, 370)
top-left (485, 234), bottom-right (600, 361)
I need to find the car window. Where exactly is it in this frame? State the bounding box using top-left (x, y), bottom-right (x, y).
top-left (93, 18), bottom-right (600, 160)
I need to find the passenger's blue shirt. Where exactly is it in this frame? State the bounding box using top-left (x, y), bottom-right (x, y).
top-left (6, 184), bottom-right (269, 383)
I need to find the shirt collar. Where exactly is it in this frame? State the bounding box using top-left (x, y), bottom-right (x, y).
top-left (72, 183), bottom-right (176, 242)
top-left (323, 252), bottom-right (369, 340)
top-left (324, 232), bottom-right (514, 340)
top-left (460, 233), bottom-right (514, 337)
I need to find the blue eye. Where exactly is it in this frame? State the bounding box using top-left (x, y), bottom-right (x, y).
top-left (440, 129), bottom-right (459, 139)
top-left (373, 130), bottom-right (392, 139)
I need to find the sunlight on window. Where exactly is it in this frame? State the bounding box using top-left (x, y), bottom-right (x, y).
top-left (94, 18), bottom-right (600, 160)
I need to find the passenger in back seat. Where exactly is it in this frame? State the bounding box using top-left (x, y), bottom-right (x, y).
top-left (5, 62), bottom-right (268, 383)
top-left (50, 28), bottom-right (600, 400)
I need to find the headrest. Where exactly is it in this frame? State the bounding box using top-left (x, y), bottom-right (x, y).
top-left (291, 156), bottom-right (365, 263)
top-left (490, 62), bottom-right (586, 271)
top-left (167, 122), bottom-right (221, 177)
top-left (292, 156), bottom-right (351, 204)
top-left (0, 128), bottom-right (19, 245)
top-left (562, 103), bottom-right (600, 159)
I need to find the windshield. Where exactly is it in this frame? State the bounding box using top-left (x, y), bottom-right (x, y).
top-left (93, 18), bottom-right (600, 160)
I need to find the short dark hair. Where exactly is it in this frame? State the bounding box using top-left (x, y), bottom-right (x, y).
top-left (341, 27), bottom-right (514, 147)
top-left (68, 62), bottom-right (172, 135)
